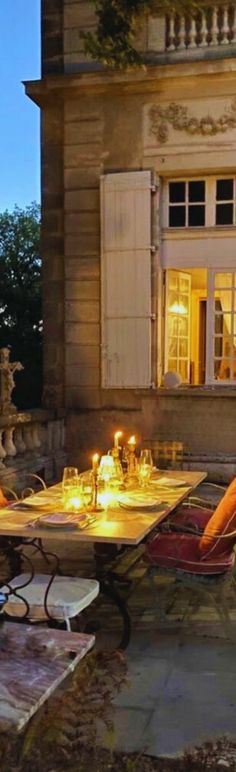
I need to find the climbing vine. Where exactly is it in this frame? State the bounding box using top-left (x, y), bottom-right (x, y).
top-left (82, 0), bottom-right (198, 69)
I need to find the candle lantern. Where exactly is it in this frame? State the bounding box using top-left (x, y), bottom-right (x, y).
top-left (92, 453), bottom-right (100, 510)
top-left (126, 436), bottom-right (137, 479)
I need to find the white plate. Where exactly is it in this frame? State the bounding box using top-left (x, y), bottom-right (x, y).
top-left (150, 476), bottom-right (187, 488)
top-left (38, 512), bottom-right (80, 528)
top-left (24, 495), bottom-right (55, 508)
top-left (118, 494), bottom-right (160, 511)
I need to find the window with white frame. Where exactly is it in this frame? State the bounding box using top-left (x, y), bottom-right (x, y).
top-left (164, 177), bottom-right (236, 228)
top-left (164, 268), bottom-right (236, 386)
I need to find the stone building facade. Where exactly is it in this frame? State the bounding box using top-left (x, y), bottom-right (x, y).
top-left (25, 1), bottom-right (236, 478)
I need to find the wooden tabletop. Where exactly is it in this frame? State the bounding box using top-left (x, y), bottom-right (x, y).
top-left (0, 471), bottom-right (207, 546)
top-left (0, 623), bottom-right (95, 733)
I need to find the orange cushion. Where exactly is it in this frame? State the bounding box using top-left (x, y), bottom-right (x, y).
top-left (0, 488), bottom-right (7, 507)
top-left (199, 477), bottom-right (236, 559)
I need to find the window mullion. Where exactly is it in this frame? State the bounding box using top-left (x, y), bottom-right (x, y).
top-left (206, 270), bottom-right (215, 384)
top-left (206, 177), bottom-right (213, 227)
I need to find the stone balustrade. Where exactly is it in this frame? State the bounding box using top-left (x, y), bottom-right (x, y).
top-left (146, 4), bottom-right (236, 58)
top-left (166, 4), bottom-right (236, 51)
top-left (0, 409), bottom-right (66, 493)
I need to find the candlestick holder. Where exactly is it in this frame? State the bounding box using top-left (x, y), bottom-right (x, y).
top-left (110, 446), bottom-right (124, 486)
top-left (91, 470), bottom-right (104, 512)
top-left (126, 446), bottom-right (138, 480)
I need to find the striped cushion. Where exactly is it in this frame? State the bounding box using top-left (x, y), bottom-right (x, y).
top-left (199, 477), bottom-right (236, 559)
top-left (168, 505), bottom-right (212, 533)
top-left (146, 532), bottom-right (234, 575)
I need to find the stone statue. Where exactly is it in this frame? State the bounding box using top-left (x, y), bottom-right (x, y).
top-left (0, 348), bottom-right (24, 414)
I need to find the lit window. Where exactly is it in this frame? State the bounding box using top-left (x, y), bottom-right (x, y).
top-left (165, 269), bottom-right (236, 386)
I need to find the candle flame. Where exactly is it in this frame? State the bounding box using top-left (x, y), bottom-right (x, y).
top-left (128, 435), bottom-right (136, 445)
top-left (114, 430), bottom-right (123, 448)
top-left (92, 453), bottom-right (99, 464)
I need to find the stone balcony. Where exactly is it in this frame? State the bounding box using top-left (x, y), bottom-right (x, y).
top-left (0, 409), bottom-right (66, 496)
top-left (145, 3), bottom-right (236, 64)
top-left (63, 1), bottom-right (236, 73)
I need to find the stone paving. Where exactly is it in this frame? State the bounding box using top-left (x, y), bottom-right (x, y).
top-left (21, 481), bottom-right (236, 759)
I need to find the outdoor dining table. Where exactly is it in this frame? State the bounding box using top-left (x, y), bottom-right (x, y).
top-left (0, 470), bottom-right (207, 649)
top-left (0, 622), bottom-right (95, 734)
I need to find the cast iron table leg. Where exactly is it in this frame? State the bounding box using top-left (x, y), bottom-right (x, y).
top-left (93, 542), bottom-right (132, 651)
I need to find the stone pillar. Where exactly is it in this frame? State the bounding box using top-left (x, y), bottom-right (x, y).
top-left (41, 105), bottom-right (65, 410)
top-left (41, 0), bottom-right (64, 76)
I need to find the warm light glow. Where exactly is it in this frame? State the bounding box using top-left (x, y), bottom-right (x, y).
top-left (114, 431), bottom-right (122, 448)
top-left (128, 435), bottom-right (136, 448)
top-left (64, 493), bottom-right (83, 512)
top-left (98, 490), bottom-right (115, 509)
top-left (99, 455), bottom-right (116, 481)
top-left (169, 302), bottom-right (188, 315)
top-left (92, 453), bottom-right (99, 473)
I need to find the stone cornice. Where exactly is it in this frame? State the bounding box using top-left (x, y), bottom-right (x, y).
top-left (24, 57), bottom-right (236, 106)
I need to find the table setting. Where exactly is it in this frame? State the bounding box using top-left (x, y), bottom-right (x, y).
top-left (6, 429), bottom-right (191, 533)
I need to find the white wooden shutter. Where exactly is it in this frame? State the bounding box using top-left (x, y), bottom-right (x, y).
top-left (101, 171), bottom-right (152, 388)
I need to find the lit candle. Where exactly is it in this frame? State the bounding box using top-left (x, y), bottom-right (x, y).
top-left (92, 453), bottom-right (99, 474)
top-left (127, 435), bottom-right (136, 451)
top-left (114, 431), bottom-right (122, 448)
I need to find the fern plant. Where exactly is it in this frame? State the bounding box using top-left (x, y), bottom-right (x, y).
top-left (19, 649), bottom-right (128, 771)
top-left (82, 0), bottom-right (199, 69)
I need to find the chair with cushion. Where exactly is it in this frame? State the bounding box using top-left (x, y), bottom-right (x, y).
top-left (145, 478), bottom-right (236, 638)
top-left (164, 478), bottom-right (236, 536)
top-left (1, 573), bottom-right (100, 631)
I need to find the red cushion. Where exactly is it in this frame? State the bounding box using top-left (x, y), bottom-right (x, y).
top-left (168, 505), bottom-right (212, 533)
top-left (199, 477), bottom-right (236, 559)
top-left (146, 532), bottom-right (234, 575)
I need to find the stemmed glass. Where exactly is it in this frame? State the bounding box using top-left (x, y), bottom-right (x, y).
top-left (137, 449), bottom-right (153, 488)
top-left (62, 467), bottom-right (79, 510)
top-left (79, 472), bottom-right (94, 511)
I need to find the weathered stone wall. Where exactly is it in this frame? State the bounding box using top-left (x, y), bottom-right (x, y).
top-left (42, 0), bottom-right (64, 75)
top-left (37, 3), bottom-right (236, 477)
top-left (64, 95), bottom-right (102, 409)
top-left (41, 105), bottom-right (65, 409)
top-left (64, 0), bottom-right (96, 69)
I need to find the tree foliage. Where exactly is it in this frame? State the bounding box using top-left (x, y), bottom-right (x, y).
top-left (0, 203), bottom-right (42, 409)
top-left (83, 0), bottom-right (199, 69)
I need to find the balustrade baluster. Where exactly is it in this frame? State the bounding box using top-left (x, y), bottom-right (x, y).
top-left (178, 15), bottom-right (186, 49)
top-left (167, 14), bottom-right (176, 50)
top-left (231, 5), bottom-right (236, 42)
top-left (14, 427), bottom-right (26, 454)
top-left (221, 6), bottom-right (230, 44)
top-left (4, 428), bottom-right (16, 457)
top-left (199, 11), bottom-right (208, 47)
top-left (32, 424), bottom-right (41, 450)
top-left (0, 430), bottom-right (6, 461)
top-left (188, 16), bottom-right (197, 48)
top-left (210, 6), bottom-right (219, 45)
top-left (23, 426), bottom-right (35, 452)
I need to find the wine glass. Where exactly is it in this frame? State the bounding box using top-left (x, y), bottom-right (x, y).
top-left (138, 449), bottom-right (153, 488)
top-left (62, 467), bottom-right (79, 509)
top-left (80, 472), bottom-right (94, 511)
top-left (62, 466), bottom-right (78, 490)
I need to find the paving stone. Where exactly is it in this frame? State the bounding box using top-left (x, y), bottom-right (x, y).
top-left (145, 696), bottom-right (236, 758)
top-left (115, 657), bottom-right (171, 709)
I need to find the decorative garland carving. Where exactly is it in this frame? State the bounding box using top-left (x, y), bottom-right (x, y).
top-left (149, 98), bottom-right (236, 144)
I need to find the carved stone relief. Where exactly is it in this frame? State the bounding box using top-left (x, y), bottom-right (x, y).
top-left (149, 97), bottom-right (236, 144)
